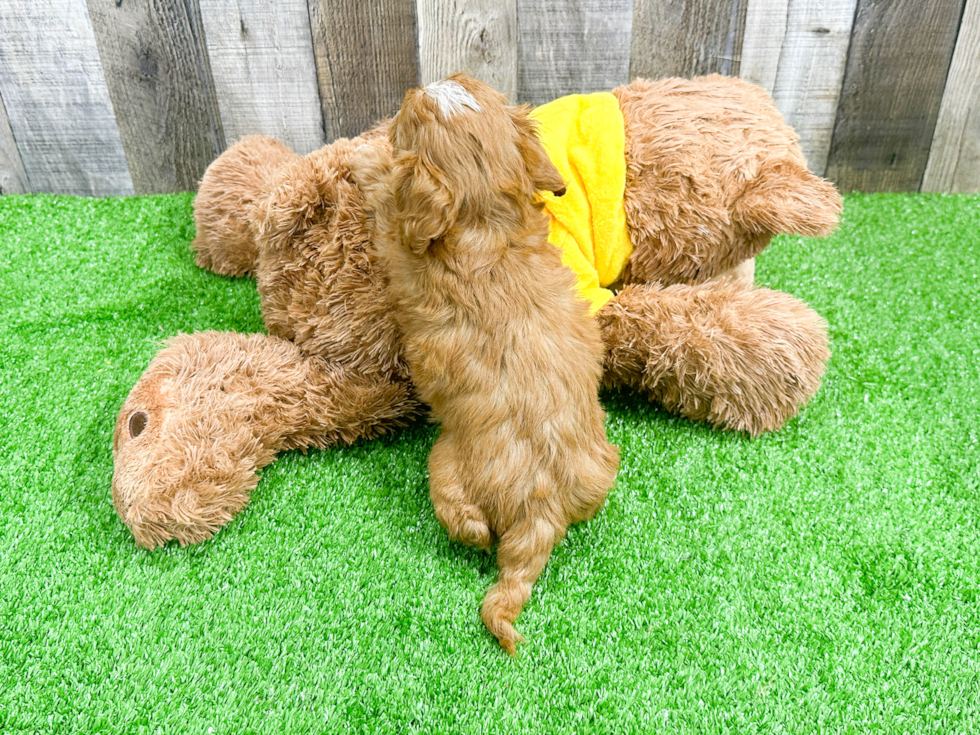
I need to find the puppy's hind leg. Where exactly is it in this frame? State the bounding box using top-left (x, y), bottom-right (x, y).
top-left (481, 515), bottom-right (563, 655)
top-left (428, 433), bottom-right (494, 552)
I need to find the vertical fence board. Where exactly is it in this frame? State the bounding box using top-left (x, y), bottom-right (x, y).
top-left (738, 0), bottom-right (787, 94)
top-left (198, 0), bottom-right (324, 155)
top-left (923, 0), bottom-right (980, 193)
top-left (825, 0), bottom-right (965, 192)
top-left (518, 0), bottom-right (632, 105)
top-left (740, 0), bottom-right (858, 175)
top-left (87, 0), bottom-right (225, 194)
top-left (308, 0), bottom-right (419, 140)
top-left (0, 93), bottom-right (30, 194)
top-left (631, 0), bottom-right (747, 80)
top-left (0, 0), bottom-right (132, 196)
top-left (1, 1), bottom-right (974, 195)
top-left (417, 0), bottom-right (518, 98)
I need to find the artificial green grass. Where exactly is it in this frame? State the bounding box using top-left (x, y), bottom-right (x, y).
top-left (1, 191), bottom-right (978, 733)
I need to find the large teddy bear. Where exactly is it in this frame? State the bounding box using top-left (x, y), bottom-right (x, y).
top-left (112, 75), bottom-right (841, 549)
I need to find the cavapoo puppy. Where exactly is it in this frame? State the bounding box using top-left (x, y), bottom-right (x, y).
top-left (351, 74), bottom-right (620, 654)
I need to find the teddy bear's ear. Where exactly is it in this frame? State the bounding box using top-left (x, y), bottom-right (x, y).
top-left (249, 147), bottom-right (352, 254)
top-left (509, 105), bottom-right (566, 196)
top-left (251, 165), bottom-right (320, 254)
top-left (732, 161), bottom-right (842, 238)
top-left (194, 136), bottom-right (297, 277)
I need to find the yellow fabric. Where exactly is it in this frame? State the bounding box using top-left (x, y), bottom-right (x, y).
top-left (531, 92), bottom-right (633, 314)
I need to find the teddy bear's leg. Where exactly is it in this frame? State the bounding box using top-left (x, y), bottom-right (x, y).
top-left (613, 76), bottom-right (842, 286)
top-left (112, 331), bottom-right (419, 548)
top-left (193, 136), bottom-right (298, 278)
top-left (598, 280), bottom-right (830, 436)
top-left (715, 258), bottom-right (755, 284)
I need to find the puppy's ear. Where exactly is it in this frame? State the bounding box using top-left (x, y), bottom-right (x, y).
top-left (510, 106), bottom-right (566, 196)
top-left (395, 152), bottom-right (460, 254)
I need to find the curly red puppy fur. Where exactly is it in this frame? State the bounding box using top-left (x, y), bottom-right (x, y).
top-left (351, 75), bottom-right (620, 654)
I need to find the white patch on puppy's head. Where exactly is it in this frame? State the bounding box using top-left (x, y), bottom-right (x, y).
top-left (424, 80), bottom-right (482, 118)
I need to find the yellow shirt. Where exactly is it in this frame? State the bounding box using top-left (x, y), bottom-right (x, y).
top-left (531, 93), bottom-right (633, 314)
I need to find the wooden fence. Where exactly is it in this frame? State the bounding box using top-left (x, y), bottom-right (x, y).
top-left (0, 0), bottom-right (977, 197)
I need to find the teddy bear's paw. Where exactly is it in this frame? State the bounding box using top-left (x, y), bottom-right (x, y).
top-left (112, 332), bottom-right (307, 548)
top-left (600, 281), bottom-right (830, 436)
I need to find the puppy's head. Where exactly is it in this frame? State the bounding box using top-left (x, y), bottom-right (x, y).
top-left (389, 73), bottom-right (565, 253)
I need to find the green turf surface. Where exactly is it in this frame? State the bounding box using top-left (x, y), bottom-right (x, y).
top-left (1, 192), bottom-right (978, 733)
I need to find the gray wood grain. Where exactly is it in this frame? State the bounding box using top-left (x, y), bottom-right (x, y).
top-left (631, 0), bottom-right (748, 81)
top-left (739, 0), bottom-right (858, 175)
top-left (923, 0), bottom-right (980, 193)
top-left (417, 0), bottom-right (518, 98)
top-left (198, 0), bottom-right (325, 156)
top-left (518, 0), bottom-right (632, 105)
top-left (0, 92), bottom-right (30, 194)
top-left (825, 0), bottom-right (965, 192)
top-left (87, 0), bottom-right (225, 194)
top-left (308, 0), bottom-right (419, 140)
top-left (0, 0), bottom-right (133, 196)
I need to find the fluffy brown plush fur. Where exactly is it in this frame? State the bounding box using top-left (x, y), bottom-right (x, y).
top-left (616, 76), bottom-right (840, 285)
top-left (349, 76), bottom-right (619, 654)
top-left (599, 279), bottom-right (830, 433)
top-left (113, 74), bottom-right (838, 553)
top-left (194, 137), bottom-right (298, 278)
top-left (112, 332), bottom-right (416, 548)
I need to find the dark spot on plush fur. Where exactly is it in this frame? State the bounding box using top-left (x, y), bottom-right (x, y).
top-left (128, 411), bottom-right (148, 439)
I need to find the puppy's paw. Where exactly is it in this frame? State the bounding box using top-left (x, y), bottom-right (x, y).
top-left (455, 510), bottom-right (494, 552)
top-left (438, 503), bottom-right (493, 552)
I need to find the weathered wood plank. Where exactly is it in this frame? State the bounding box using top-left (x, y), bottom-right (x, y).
top-left (308, 0), bottom-right (419, 140)
top-left (631, 0), bottom-right (748, 81)
top-left (0, 0), bottom-right (133, 196)
top-left (825, 0), bottom-right (965, 192)
top-left (518, 0), bottom-right (632, 105)
top-left (87, 0), bottom-right (225, 194)
top-left (198, 0), bottom-right (324, 156)
top-left (739, 0), bottom-right (787, 94)
top-left (417, 0), bottom-right (518, 98)
top-left (739, 0), bottom-right (858, 175)
top-left (0, 92), bottom-right (30, 194)
top-left (923, 0), bottom-right (980, 193)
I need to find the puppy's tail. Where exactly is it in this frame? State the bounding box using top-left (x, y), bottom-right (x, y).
top-left (481, 514), bottom-right (562, 655)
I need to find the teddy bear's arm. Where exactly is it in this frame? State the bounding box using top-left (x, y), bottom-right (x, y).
top-left (597, 280), bottom-right (830, 436)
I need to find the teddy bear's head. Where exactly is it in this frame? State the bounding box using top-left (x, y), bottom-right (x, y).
top-left (112, 332), bottom-right (276, 548)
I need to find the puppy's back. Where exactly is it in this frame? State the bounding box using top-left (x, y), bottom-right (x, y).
top-left (387, 75), bottom-right (618, 500)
